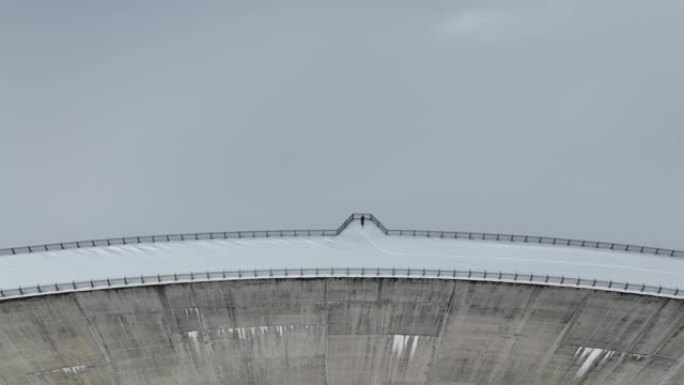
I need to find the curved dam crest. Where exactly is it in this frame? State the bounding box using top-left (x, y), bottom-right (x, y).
top-left (2, 215), bottom-right (684, 292)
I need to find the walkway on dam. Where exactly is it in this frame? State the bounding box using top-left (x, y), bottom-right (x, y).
top-left (1, 221), bottom-right (683, 290)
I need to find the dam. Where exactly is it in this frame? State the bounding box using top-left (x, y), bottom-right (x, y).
top-left (0, 215), bottom-right (682, 384)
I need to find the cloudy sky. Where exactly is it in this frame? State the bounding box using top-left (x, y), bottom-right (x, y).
top-left (1, 0), bottom-right (683, 249)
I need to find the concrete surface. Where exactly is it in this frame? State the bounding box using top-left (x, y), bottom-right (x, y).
top-left (0, 278), bottom-right (682, 385)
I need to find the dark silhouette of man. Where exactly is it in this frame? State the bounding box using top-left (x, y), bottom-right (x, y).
top-left (361, 215), bottom-right (365, 227)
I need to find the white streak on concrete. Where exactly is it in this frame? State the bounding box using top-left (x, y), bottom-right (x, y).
top-left (45, 365), bottom-right (87, 375)
top-left (575, 346), bottom-right (647, 378)
top-left (391, 335), bottom-right (420, 359)
top-left (577, 348), bottom-right (604, 377)
top-left (190, 324), bottom-right (318, 341)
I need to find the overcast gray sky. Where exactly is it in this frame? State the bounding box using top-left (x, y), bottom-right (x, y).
top-left (1, 0), bottom-right (683, 249)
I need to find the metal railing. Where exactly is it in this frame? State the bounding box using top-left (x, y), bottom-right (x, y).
top-left (366, 214), bottom-right (683, 257)
top-left (1, 213), bottom-right (682, 258)
top-left (0, 267), bottom-right (681, 302)
top-left (0, 215), bottom-right (358, 256)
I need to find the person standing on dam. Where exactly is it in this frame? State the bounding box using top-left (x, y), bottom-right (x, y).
top-left (361, 215), bottom-right (365, 227)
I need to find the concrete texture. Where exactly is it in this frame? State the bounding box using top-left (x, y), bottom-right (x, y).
top-left (0, 278), bottom-right (682, 385)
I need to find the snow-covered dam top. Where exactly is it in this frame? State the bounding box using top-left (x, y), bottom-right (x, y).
top-left (1, 220), bottom-right (683, 291)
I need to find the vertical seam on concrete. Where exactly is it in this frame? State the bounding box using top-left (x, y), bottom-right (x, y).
top-left (613, 299), bottom-right (673, 385)
top-left (529, 288), bottom-right (592, 385)
top-left (369, 278), bottom-right (384, 384)
top-left (425, 279), bottom-right (458, 383)
top-left (632, 299), bottom-right (684, 359)
top-left (24, 300), bottom-right (71, 377)
top-left (656, 350), bottom-right (684, 385)
top-left (72, 295), bottom-right (123, 385)
top-left (485, 285), bottom-right (541, 385)
top-left (155, 286), bottom-right (179, 352)
top-left (323, 278), bottom-right (328, 385)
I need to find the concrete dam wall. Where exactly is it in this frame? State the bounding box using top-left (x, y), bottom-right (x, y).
top-left (0, 278), bottom-right (682, 385)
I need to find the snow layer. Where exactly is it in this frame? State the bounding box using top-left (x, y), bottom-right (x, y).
top-left (0, 223), bottom-right (682, 290)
